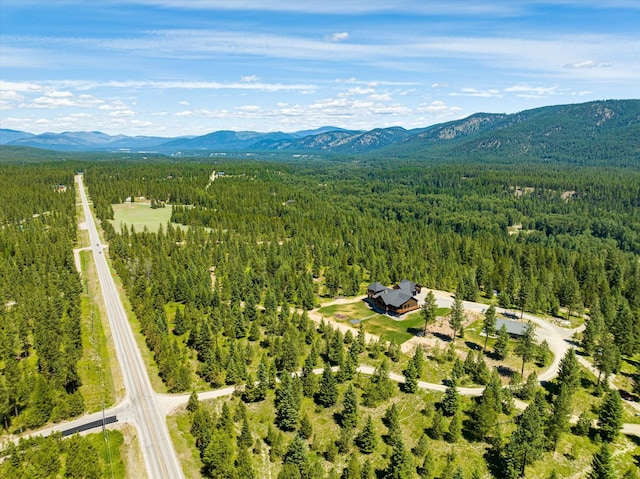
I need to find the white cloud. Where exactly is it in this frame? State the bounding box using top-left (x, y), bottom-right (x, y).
top-left (98, 100), bottom-right (130, 111)
top-left (329, 32), bottom-right (349, 43)
top-left (564, 60), bottom-right (612, 69)
top-left (240, 75), bottom-right (259, 82)
top-left (417, 100), bottom-right (463, 116)
top-left (235, 105), bottom-right (262, 112)
top-left (504, 84), bottom-right (559, 96)
top-left (369, 93), bottom-right (392, 101)
top-left (179, 100), bottom-right (190, 105)
top-left (451, 88), bottom-right (502, 98)
top-left (109, 109), bottom-right (135, 117)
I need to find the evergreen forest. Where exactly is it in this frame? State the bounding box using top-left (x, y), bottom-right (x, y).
top-left (1, 152), bottom-right (639, 478)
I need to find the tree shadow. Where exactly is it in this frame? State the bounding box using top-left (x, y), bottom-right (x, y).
top-left (432, 332), bottom-right (452, 343)
top-left (465, 341), bottom-right (482, 351)
top-left (407, 327), bottom-right (424, 336)
top-left (496, 365), bottom-right (515, 379)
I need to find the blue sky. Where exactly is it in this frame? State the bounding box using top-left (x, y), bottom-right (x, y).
top-left (1, 1), bottom-right (639, 136)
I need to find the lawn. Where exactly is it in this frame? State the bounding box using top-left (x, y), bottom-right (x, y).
top-left (317, 301), bottom-right (375, 321)
top-left (318, 300), bottom-right (450, 345)
top-left (364, 308), bottom-right (450, 344)
top-left (110, 202), bottom-right (186, 234)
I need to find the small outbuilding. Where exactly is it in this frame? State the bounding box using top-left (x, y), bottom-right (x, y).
top-left (495, 318), bottom-right (532, 337)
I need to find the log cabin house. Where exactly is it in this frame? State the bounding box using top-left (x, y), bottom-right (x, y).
top-left (366, 279), bottom-right (421, 315)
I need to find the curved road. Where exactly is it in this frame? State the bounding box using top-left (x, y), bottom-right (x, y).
top-left (77, 175), bottom-right (184, 479)
top-left (10, 183), bottom-right (638, 467)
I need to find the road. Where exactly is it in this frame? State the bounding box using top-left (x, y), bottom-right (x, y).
top-left (9, 187), bottom-right (639, 467)
top-left (76, 175), bottom-right (184, 479)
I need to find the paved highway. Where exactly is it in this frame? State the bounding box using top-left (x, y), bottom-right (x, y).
top-left (76, 175), bottom-right (184, 479)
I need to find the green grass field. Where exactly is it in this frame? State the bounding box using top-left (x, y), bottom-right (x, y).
top-left (110, 203), bottom-right (186, 234)
top-left (318, 301), bottom-right (450, 345)
top-left (364, 308), bottom-right (450, 344)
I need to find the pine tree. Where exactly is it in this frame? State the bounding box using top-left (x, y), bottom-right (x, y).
top-left (598, 388), bottom-right (623, 443)
top-left (302, 352), bottom-right (319, 398)
top-left (514, 321), bottom-right (537, 377)
top-left (518, 371), bottom-right (539, 400)
top-left (504, 390), bottom-right (547, 477)
top-left (412, 433), bottom-right (429, 458)
top-left (341, 453), bottom-right (362, 479)
top-left (173, 307), bottom-right (188, 335)
top-left (242, 373), bottom-right (258, 403)
top-left (275, 374), bottom-right (299, 431)
top-left (65, 435), bottom-right (101, 479)
top-left (547, 384), bottom-right (572, 450)
top-left (217, 402), bottom-right (234, 434)
top-left (482, 304), bottom-right (497, 354)
top-left (422, 291), bottom-right (438, 335)
top-left (235, 446), bottom-right (255, 479)
top-left (463, 350), bottom-right (475, 376)
top-left (248, 321), bottom-right (261, 342)
top-left (446, 408), bottom-right (462, 443)
top-left (341, 384), bottom-right (359, 429)
top-left (594, 333), bottom-right (621, 387)
top-left (413, 345), bottom-right (424, 375)
top-left (186, 390), bottom-right (199, 412)
top-left (441, 379), bottom-right (459, 416)
top-left (384, 438), bottom-right (414, 479)
top-left (337, 426), bottom-right (354, 454)
top-left (494, 324), bottom-right (509, 360)
top-left (316, 362), bottom-right (339, 407)
top-left (429, 409), bottom-right (444, 440)
top-left (234, 401), bottom-right (247, 422)
top-left (202, 429), bottom-right (236, 478)
top-left (356, 415), bottom-right (378, 454)
top-left (403, 359), bottom-right (419, 393)
top-left (419, 450), bottom-right (435, 479)
top-left (449, 296), bottom-right (465, 341)
top-left (362, 358), bottom-right (395, 406)
top-left (191, 407), bottom-right (214, 455)
top-left (284, 433), bottom-right (309, 474)
top-left (383, 403), bottom-right (402, 448)
top-left (451, 358), bottom-right (464, 382)
top-left (556, 348), bottom-right (580, 394)
top-left (299, 412), bottom-right (313, 439)
top-left (362, 459), bottom-right (375, 479)
top-left (588, 443), bottom-right (615, 479)
top-left (581, 307), bottom-right (604, 355)
top-left (469, 368), bottom-right (502, 442)
top-left (238, 417), bottom-right (253, 449)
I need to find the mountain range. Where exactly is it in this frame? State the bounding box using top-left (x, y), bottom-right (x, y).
top-left (2, 100), bottom-right (639, 165)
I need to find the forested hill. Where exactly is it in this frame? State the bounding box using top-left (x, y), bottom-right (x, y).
top-left (264, 99), bottom-right (639, 166)
top-left (386, 99), bottom-right (640, 166)
top-left (2, 99), bottom-right (638, 167)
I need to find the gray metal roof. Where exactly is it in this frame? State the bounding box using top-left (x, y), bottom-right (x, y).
top-left (495, 318), bottom-right (533, 336)
top-left (376, 289), bottom-right (414, 308)
top-left (367, 282), bottom-right (387, 293)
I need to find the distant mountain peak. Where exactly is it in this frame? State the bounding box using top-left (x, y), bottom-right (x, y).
top-left (2, 100), bottom-right (638, 167)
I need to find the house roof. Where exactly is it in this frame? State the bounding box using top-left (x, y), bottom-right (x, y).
top-left (375, 289), bottom-right (415, 308)
top-left (367, 282), bottom-right (387, 293)
top-left (397, 279), bottom-right (417, 293)
top-left (495, 318), bottom-right (532, 336)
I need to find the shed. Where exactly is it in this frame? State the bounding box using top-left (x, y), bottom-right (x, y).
top-left (495, 318), bottom-right (533, 337)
